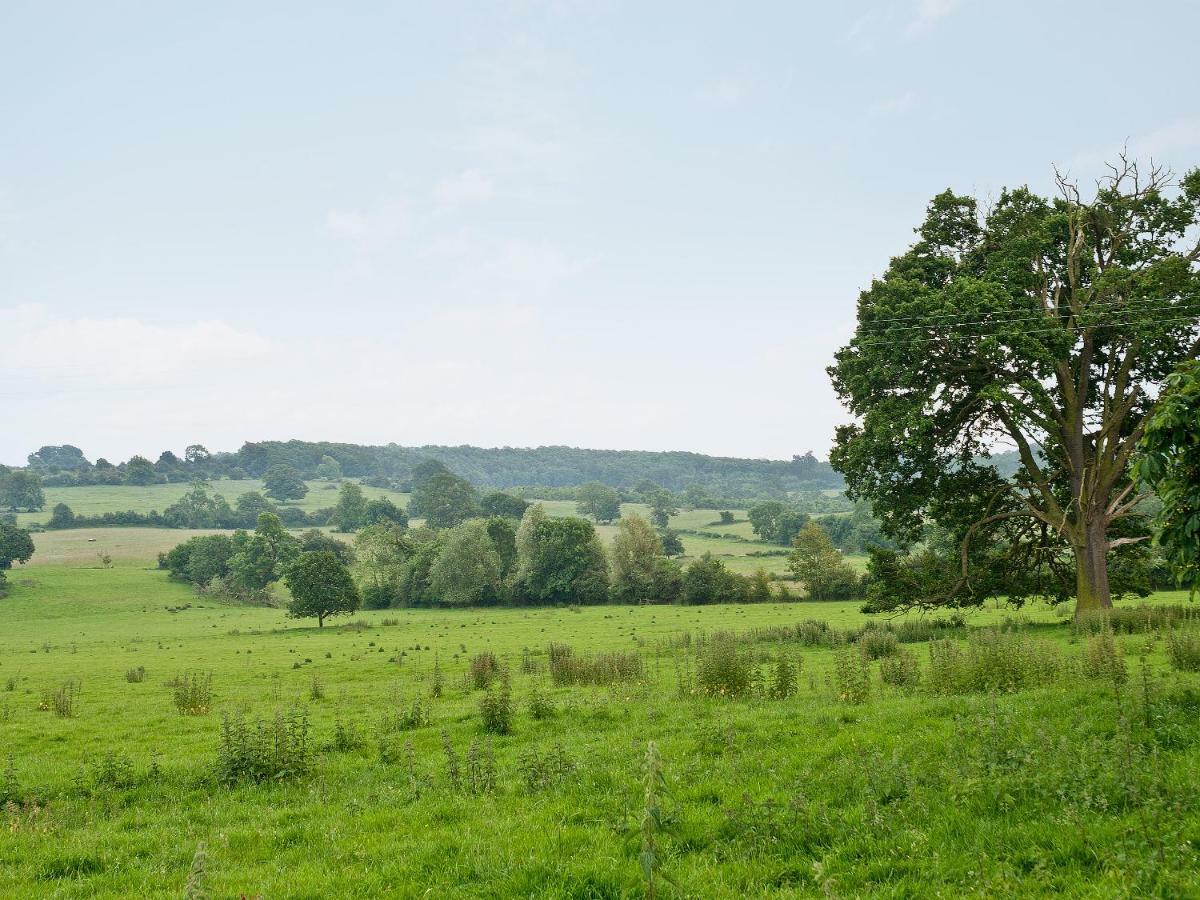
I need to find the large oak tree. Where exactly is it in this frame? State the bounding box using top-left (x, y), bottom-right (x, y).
top-left (830, 160), bottom-right (1200, 615)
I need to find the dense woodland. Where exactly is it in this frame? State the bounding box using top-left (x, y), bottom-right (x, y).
top-left (11, 441), bottom-right (844, 502)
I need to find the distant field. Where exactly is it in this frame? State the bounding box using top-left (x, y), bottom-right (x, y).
top-left (14, 480), bottom-right (412, 528)
top-left (21, 486), bottom-right (829, 579)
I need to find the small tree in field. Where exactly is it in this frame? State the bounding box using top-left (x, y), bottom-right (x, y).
top-left (263, 464), bottom-right (308, 503)
top-left (285, 551), bottom-right (360, 627)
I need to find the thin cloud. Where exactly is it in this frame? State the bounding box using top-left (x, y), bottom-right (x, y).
top-left (434, 169), bottom-right (496, 209)
top-left (905, 0), bottom-right (962, 36)
top-left (697, 74), bottom-right (756, 108)
top-left (867, 90), bottom-right (916, 118)
top-left (325, 202), bottom-right (410, 254)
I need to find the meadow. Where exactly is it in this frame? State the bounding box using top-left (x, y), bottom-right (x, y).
top-left (2, 522), bottom-right (1200, 897)
top-left (20, 482), bottom-right (821, 579)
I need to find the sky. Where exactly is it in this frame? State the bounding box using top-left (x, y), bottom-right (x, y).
top-left (2, 0), bottom-right (1199, 467)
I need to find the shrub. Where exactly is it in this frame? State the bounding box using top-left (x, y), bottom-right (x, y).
top-left (173, 672), bottom-right (213, 716)
top-left (125, 666), bottom-right (146, 684)
top-left (1166, 628), bottom-right (1200, 673)
top-left (880, 647), bottom-right (921, 690)
top-left (469, 652), bottom-right (500, 690)
top-left (856, 627), bottom-right (898, 660)
top-left (41, 680), bottom-right (79, 718)
top-left (926, 631), bottom-right (1061, 695)
top-left (833, 646), bottom-right (870, 704)
top-left (216, 709), bottom-right (311, 784)
top-left (518, 743), bottom-right (577, 793)
top-left (1081, 629), bottom-right (1127, 683)
top-left (528, 688), bottom-right (556, 720)
top-left (548, 647), bottom-right (642, 686)
top-left (479, 682), bottom-right (513, 735)
top-left (696, 637), bottom-right (752, 698)
top-left (767, 655), bottom-right (798, 700)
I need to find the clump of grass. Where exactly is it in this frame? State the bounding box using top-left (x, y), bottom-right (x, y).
top-left (1076, 604), bottom-right (1200, 636)
top-left (880, 647), bottom-right (921, 691)
top-left (124, 666), bottom-right (146, 684)
top-left (696, 637), bottom-right (752, 698)
top-left (1, 755), bottom-right (18, 806)
top-left (767, 654), bottom-right (798, 700)
top-left (1165, 628), bottom-right (1200, 672)
top-left (1081, 629), bottom-right (1127, 683)
top-left (465, 737), bottom-right (497, 794)
top-left (441, 729), bottom-right (461, 790)
top-left (184, 842), bottom-right (207, 900)
top-left (518, 742), bottom-right (576, 793)
top-left (87, 750), bottom-right (137, 793)
top-left (172, 672), bottom-right (213, 716)
top-left (856, 627), bottom-right (899, 660)
top-left (926, 630), bottom-right (1061, 695)
top-left (833, 646), bottom-right (870, 704)
top-left (44, 680), bottom-right (80, 718)
top-left (479, 679), bottom-right (513, 735)
top-left (431, 654), bottom-right (444, 699)
top-left (468, 652), bottom-right (500, 689)
top-left (216, 709), bottom-right (311, 784)
top-left (308, 674), bottom-right (325, 701)
top-left (528, 687), bottom-right (556, 719)
top-left (549, 646), bottom-right (642, 686)
top-left (328, 714), bottom-right (365, 753)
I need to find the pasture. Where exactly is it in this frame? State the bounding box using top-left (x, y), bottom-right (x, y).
top-left (20, 483), bottom-right (820, 578)
top-left (2, 545), bottom-right (1199, 896)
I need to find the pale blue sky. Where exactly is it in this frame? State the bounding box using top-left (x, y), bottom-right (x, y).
top-left (2, 1), bottom-right (1198, 465)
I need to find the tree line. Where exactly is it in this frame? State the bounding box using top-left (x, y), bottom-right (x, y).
top-left (16, 440), bottom-right (845, 503)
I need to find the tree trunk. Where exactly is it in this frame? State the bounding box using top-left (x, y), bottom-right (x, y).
top-left (318, 614), bottom-right (324, 628)
top-left (1073, 521), bottom-right (1113, 617)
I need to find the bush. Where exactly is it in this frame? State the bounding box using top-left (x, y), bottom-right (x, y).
top-left (926, 631), bottom-right (1061, 695)
top-left (479, 682), bottom-right (513, 735)
top-left (528, 688), bottom-right (556, 720)
top-left (880, 648), bottom-right (921, 690)
top-left (173, 672), bottom-right (213, 716)
top-left (833, 646), bottom-right (870, 704)
top-left (547, 646), bottom-right (643, 686)
top-left (767, 655), bottom-right (798, 700)
top-left (125, 666), bottom-right (146, 684)
top-left (696, 637), bottom-right (752, 698)
top-left (1081, 630), bottom-right (1127, 683)
top-left (855, 627), bottom-right (898, 660)
top-left (1166, 628), bottom-right (1200, 673)
top-left (216, 710), bottom-right (311, 784)
top-left (469, 652), bottom-right (501, 689)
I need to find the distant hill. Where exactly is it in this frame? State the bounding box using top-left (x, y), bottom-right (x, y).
top-left (230, 441), bottom-right (844, 499)
top-left (20, 440), bottom-right (844, 502)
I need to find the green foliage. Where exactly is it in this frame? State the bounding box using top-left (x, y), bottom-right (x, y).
top-left (925, 631), bottom-right (1062, 695)
top-left (658, 528), bottom-right (684, 558)
top-left (0, 524), bottom-right (35, 571)
top-left (162, 482), bottom-right (236, 529)
top-left (647, 489), bottom-right (678, 529)
top-left (608, 514), bottom-right (664, 603)
top-left (172, 672), bottom-right (213, 716)
top-left (410, 471), bottom-right (480, 529)
top-left (216, 709), bottom-right (311, 784)
top-left (479, 680), bottom-right (513, 735)
top-left (788, 522), bottom-right (862, 600)
top-left (480, 490), bottom-right (530, 519)
top-left (575, 481), bottom-right (621, 523)
top-left (428, 520), bottom-right (504, 606)
top-left (1166, 628), bottom-right (1200, 672)
top-left (0, 469), bottom-right (45, 511)
top-left (123, 455), bottom-right (161, 486)
top-left (517, 516), bottom-right (608, 605)
top-left (285, 551), bottom-right (360, 627)
top-left (262, 464), bottom-right (309, 502)
top-left (48, 502), bottom-right (75, 528)
top-left (879, 647), bottom-right (922, 690)
top-left (1136, 359), bottom-right (1200, 595)
top-left (547, 645), bottom-right (642, 686)
top-left (682, 555), bottom-right (744, 605)
top-left (696, 636), bottom-right (752, 697)
top-left (830, 168), bottom-right (1200, 613)
top-left (833, 646), bottom-right (870, 704)
top-left (364, 496), bottom-right (408, 529)
top-left (331, 481), bottom-right (369, 532)
top-left (315, 455), bottom-right (343, 481)
top-left (767, 654), bottom-right (798, 699)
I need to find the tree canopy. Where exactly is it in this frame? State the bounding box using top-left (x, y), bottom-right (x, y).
top-left (830, 160), bottom-right (1200, 616)
top-left (285, 551), bottom-right (360, 627)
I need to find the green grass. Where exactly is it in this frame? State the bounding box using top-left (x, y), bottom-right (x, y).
top-left (15, 479), bottom-right (412, 528)
top-left (1, 556), bottom-right (1199, 897)
top-left (22, 486), bottom-right (819, 578)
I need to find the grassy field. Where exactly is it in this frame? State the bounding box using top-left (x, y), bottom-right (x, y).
top-left (20, 485), bottom-right (824, 578)
top-left (2, 547), bottom-right (1199, 896)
